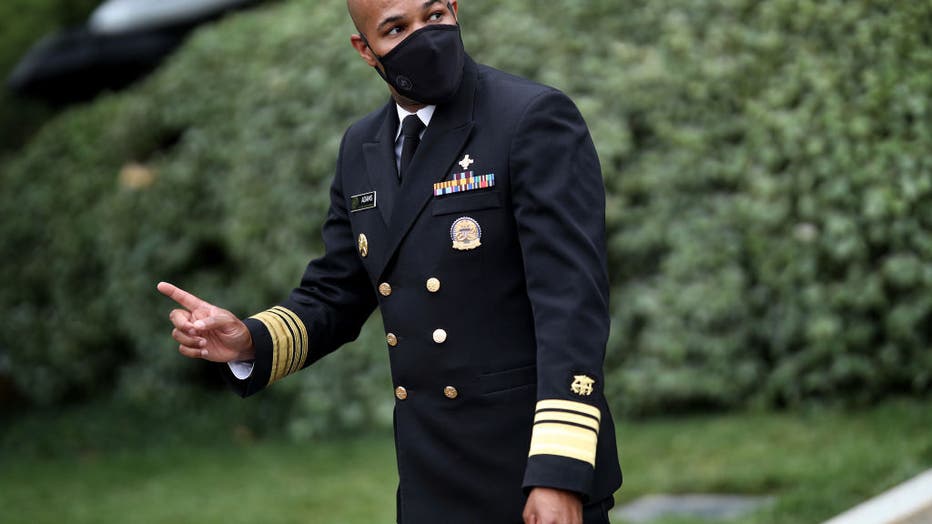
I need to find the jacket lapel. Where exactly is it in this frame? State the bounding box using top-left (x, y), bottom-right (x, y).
top-left (363, 105), bottom-right (399, 226)
top-left (376, 58), bottom-right (479, 278)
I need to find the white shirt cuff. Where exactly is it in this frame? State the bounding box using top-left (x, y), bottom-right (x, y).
top-left (228, 360), bottom-right (255, 380)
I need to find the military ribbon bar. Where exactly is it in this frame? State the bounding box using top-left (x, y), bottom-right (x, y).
top-left (433, 172), bottom-right (496, 196)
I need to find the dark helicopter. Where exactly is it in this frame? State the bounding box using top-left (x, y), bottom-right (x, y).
top-left (8, 0), bottom-right (267, 104)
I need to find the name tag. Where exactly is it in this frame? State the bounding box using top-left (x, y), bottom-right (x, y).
top-left (350, 191), bottom-right (377, 212)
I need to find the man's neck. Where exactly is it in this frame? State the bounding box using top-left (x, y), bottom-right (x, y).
top-left (391, 89), bottom-right (425, 113)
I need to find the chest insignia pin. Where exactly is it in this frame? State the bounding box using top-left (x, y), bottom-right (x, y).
top-left (458, 154), bottom-right (475, 170)
top-left (450, 216), bottom-right (482, 251)
top-left (358, 233), bottom-right (369, 258)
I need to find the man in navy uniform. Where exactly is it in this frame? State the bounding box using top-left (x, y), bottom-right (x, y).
top-left (158, 0), bottom-right (622, 522)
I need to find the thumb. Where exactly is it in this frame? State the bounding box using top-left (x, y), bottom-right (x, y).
top-left (193, 314), bottom-right (235, 332)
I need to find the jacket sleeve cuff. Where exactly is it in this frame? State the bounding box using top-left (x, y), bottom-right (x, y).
top-left (522, 399), bottom-right (600, 500)
top-left (219, 317), bottom-right (274, 397)
top-left (523, 455), bottom-right (596, 502)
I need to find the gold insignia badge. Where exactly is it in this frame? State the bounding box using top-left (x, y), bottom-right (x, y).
top-left (358, 233), bottom-right (369, 258)
top-left (450, 216), bottom-right (482, 251)
top-left (571, 375), bottom-right (595, 396)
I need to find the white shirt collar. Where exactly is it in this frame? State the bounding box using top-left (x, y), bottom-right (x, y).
top-left (395, 104), bottom-right (436, 141)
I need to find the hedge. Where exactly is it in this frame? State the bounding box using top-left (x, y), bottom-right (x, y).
top-left (1, 0), bottom-right (929, 432)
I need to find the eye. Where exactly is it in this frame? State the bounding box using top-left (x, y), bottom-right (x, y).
top-left (386, 25), bottom-right (404, 36)
top-left (428, 11), bottom-right (444, 21)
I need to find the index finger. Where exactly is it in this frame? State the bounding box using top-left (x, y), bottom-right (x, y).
top-left (157, 281), bottom-right (209, 311)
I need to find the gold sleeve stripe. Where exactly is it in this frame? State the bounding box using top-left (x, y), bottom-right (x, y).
top-left (249, 306), bottom-right (309, 386)
top-left (535, 399), bottom-right (601, 421)
top-left (528, 422), bottom-right (599, 466)
top-left (268, 307), bottom-right (305, 376)
top-left (251, 310), bottom-right (290, 383)
top-left (267, 309), bottom-right (301, 376)
top-left (273, 306), bottom-right (308, 374)
top-left (534, 411), bottom-right (600, 433)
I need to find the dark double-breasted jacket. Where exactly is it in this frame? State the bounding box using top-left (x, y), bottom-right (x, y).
top-left (226, 56), bottom-right (622, 523)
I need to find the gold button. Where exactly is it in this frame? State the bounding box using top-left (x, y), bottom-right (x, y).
top-left (386, 333), bottom-right (398, 347)
top-left (379, 283), bottom-right (392, 296)
top-left (426, 277), bottom-right (441, 293)
top-left (432, 329), bottom-right (447, 344)
top-left (395, 386), bottom-right (408, 400)
top-left (358, 234), bottom-right (369, 258)
top-left (444, 386), bottom-right (458, 399)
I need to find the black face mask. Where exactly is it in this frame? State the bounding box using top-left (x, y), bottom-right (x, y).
top-left (361, 11), bottom-right (466, 105)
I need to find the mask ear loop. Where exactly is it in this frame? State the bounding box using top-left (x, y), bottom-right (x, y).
top-left (357, 30), bottom-right (392, 85)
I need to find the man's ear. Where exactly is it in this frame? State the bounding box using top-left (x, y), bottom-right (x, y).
top-left (350, 34), bottom-right (379, 67)
top-left (450, 0), bottom-right (458, 17)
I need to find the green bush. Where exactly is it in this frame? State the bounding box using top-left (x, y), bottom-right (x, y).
top-left (1, 0), bottom-right (929, 428)
top-left (595, 0), bottom-right (932, 412)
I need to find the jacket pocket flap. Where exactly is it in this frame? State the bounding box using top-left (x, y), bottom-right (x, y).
top-left (432, 190), bottom-right (502, 216)
top-left (479, 364), bottom-right (537, 394)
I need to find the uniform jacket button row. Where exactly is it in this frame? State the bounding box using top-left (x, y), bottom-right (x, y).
top-left (386, 329), bottom-right (447, 347)
top-left (394, 386), bottom-right (459, 400)
top-left (378, 278), bottom-right (441, 298)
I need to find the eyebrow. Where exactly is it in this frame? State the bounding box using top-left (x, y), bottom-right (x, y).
top-left (377, 15), bottom-right (403, 30)
top-left (377, 0), bottom-right (444, 31)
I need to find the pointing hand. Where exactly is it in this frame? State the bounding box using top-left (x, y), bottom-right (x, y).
top-left (157, 282), bottom-right (255, 363)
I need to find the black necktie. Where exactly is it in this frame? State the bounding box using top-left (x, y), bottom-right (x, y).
top-left (399, 114), bottom-right (425, 182)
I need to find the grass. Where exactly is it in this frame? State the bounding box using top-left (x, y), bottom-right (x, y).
top-left (614, 397), bottom-right (932, 523)
top-left (2, 397), bottom-right (930, 523)
top-left (3, 437), bottom-right (398, 524)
